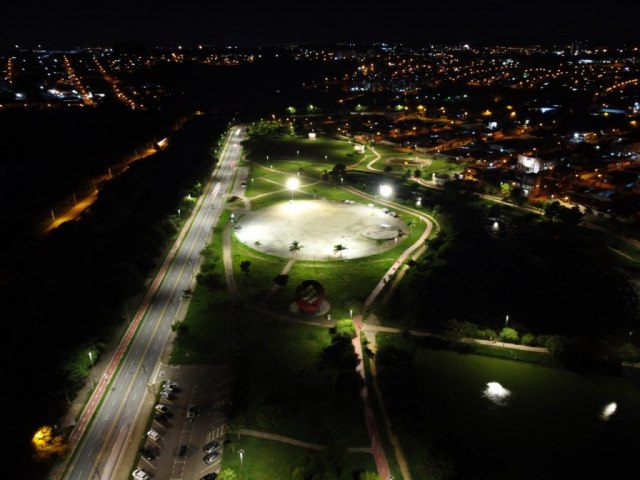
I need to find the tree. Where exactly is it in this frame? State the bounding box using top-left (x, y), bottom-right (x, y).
top-left (501, 182), bottom-right (512, 199)
top-left (510, 185), bottom-right (525, 205)
top-left (240, 260), bottom-right (251, 278)
top-left (289, 240), bottom-right (303, 257)
top-left (335, 319), bottom-right (356, 339)
top-left (414, 169), bottom-right (422, 178)
top-left (217, 468), bottom-right (237, 480)
top-left (544, 201), bottom-right (562, 220)
top-left (31, 425), bottom-right (68, 461)
top-left (331, 163), bottom-right (346, 179)
top-left (557, 205), bottom-right (583, 225)
top-left (359, 472), bottom-right (381, 480)
top-left (499, 327), bottom-right (519, 343)
top-left (333, 244), bottom-right (347, 258)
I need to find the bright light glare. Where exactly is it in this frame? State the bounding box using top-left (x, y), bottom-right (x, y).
top-left (287, 178), bottom-right (300, 190)
top-left (483, 381), bottom-right (511, 405)
top-left (379, 184), bottom-right (393, 197)
top-left (600, 402), bottom-right (617, 420)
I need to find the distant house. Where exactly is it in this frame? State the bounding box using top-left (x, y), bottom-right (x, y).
top-left (517, 154), bottom-right (556, 174)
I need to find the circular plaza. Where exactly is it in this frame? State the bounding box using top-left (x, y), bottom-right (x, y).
top-left (234, 199), bottom-right (408, 260)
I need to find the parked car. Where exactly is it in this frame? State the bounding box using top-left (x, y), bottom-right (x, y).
top-left (147, 429), bottom-right (161, 441)
top-left (155, 404), bottom-right (169, 414)
top-left (203, 441), bottom-right (221, 454)
top-left (200, 474), bottom-right (217, 480)
top-left (154, 413), bottom-right (168, 423)
top-left (132, 467), bottom-right (150, 480)
top-left (178, 444), bottom-right (188, 457)
top-left (163, 381), bottom-right (180, 392)
top-left (165, 379), bottom-right (180, 390)
top-left (203, 451), bottom-right (220, 465)
top-left (140, 447), bottom-right (155, 461)
top-left (160, 390), bottom-right (172, 400)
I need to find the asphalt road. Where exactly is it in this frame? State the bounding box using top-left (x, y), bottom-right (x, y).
top-left (58, 126), bottom-right (245, 480)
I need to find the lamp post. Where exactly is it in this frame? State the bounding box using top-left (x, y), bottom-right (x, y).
top-left (287, 177), bottom-right (300, 201)
top-left (239, 449), bottom-right (245, 480)
top-left (88, 351), bottom-right (95, 390)
top-left (379, 184), bottom-right (393, 198)
top-left (505, 315), bottom-right (509, 327)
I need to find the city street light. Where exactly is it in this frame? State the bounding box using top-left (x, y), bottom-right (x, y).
top-left (287, 177), bottom-right (300, 201)
top-left (239, 449), bottom-right (245, 479)
top-left (88, 351), bottom-right (95, 390)
top-left (379, 184), bottom-right (393, 198)
top-left (505, 315), bottom-right (509, 326)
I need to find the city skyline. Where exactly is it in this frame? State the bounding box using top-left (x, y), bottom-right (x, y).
top-left (3, 0), bottom-right (640, 49)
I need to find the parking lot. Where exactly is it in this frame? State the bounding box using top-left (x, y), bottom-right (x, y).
top-left (134, 365), bottom-right (232, 480)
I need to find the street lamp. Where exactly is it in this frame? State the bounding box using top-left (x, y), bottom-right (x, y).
top-left (379, 184), bottom-right (393, 198)
top-left (287, 177), bottom-right (300, 201)
top-left (239, 449), bottom-right (245, 479)
top-left (505, 315), bottom-right (509, 327)
top-left (88, 351), bottom-right (95, 390)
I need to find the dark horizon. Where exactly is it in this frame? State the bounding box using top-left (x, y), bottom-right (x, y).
top-left (3, 0), bottom-right (640, 49)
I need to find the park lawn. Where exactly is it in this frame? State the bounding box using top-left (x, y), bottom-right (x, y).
top-left (233, 315), bottom-right (371, 447)
top-left (219, 435), bottom-right (376, 480)
top-left (367, 143), bottom-right (463, 177)
top-left (243, 135), bottom-right (364, 166)
top-left (270, 253), bottom-right (401, 318)
top-left (232, 237), bottom-right (289, 302)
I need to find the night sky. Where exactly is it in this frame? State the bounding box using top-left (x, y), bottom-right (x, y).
top-left (3, 0), bottom-right (639, 48)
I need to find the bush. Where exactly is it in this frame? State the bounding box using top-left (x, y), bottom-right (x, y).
top-left (478, 328), bottom-right (497, 340)
top-left (499, 327), bottom-right (520, 343)
top-left (614, 342), bottom-right (640, 362)
top-left (335, 319), bottom-right (356, 339)
top-left (520, 333), bottom-right (536, 346)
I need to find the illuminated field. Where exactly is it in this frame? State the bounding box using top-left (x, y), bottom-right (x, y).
top-left (234, 199), bottom-right (408, 260)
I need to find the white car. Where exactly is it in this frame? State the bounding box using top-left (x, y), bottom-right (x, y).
top-left (165, 379), bottom-right (179, 389)
top-left (147, 429), bottom-right (161, 441)
top-left (132, 468), bottom-right (150, 480)
top-left (155, 404), bottom-right (169, 414)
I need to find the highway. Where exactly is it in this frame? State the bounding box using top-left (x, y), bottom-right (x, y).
top-left (60, 125), bottom-right (245, 480)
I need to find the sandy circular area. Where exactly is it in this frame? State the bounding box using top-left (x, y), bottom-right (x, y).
top-left (234, 199), bottom-right (408, 260)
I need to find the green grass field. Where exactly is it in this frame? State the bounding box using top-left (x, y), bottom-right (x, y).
top-left (219, 435), bottom-right (376, 480)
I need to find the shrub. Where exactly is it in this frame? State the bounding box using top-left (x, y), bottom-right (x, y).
top-left (520, 333), bottom-right (536, 346)
top-left (499, 327), bottom-right (520, 343)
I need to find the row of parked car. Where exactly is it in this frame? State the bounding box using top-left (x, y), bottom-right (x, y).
top-left (133, 381), bottom-right (181, 479)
